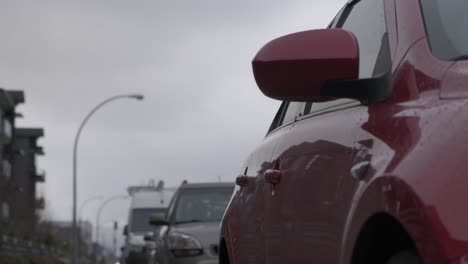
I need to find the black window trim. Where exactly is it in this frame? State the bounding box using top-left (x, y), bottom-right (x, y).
top-left (266, 101), bottom-right (301, 136)
top-left (267, 101), bottom-right (287, 134)
top-left (297, 100), bottom-right (362, 122)
top-left (335, 0), bottom-right (361, 28)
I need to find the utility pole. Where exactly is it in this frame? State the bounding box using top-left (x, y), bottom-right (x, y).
top-left (71, 94), bottom-right (144, 264)
top-left (113, 221), bottom-right (118, 260)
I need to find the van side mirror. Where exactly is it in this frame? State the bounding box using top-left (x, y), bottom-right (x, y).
top-left (149, 214), bottom-right (169, 226)
top-left (123, 225), bottom-right (128, 236)
top-left (143, 231), bottom-right (155, 242)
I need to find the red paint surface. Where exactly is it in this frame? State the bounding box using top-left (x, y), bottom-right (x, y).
top-left (252, 29), bottom-right (359, 102)
top-left (221, 0), bottom-right (468, 263)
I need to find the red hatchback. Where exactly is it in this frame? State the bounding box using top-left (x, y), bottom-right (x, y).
top-left (220, 0), bottom-right (468, 264)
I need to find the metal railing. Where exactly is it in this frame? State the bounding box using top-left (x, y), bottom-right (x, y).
top-left (0, 235), bottom-right (59, 257)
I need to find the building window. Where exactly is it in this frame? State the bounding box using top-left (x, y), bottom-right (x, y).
top-left (3, 160), bottom-right (11, 180)
top-left (2, 202), bottom-right (9, 221)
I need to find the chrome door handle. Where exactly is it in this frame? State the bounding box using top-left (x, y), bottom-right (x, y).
top-left (351, 161), bottom-right (370, 181)
top-left (264, 169), bottom-right (282, 184)
top-left (264, 169), bottom-right (281, 196)
top-left (236, 175), bottom-right (249, 187)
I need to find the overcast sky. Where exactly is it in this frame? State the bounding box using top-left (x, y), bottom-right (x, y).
top-left (0, 0), bottom-right (346, 249)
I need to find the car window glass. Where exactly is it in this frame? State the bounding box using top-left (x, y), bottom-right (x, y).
top-left (340, 0), bottom-right (387, 78)
top-left (329, 6), bottom-right (346, 28)
top-left (267, 102), bottom-right (287, 133)
top-left (174, 188), bottom-right (233, 224)
top-left (166, 190), bottom-right (179, 221)
top-left (304, 99), bottom-right (357, 115)
top-left (280, 102), bottom-right (301, 126)
top-left (421, 0), bottom-right (468, 60)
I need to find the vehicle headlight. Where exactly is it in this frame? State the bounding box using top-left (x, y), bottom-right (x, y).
top-left (168, 232), bottom-right (203, 257)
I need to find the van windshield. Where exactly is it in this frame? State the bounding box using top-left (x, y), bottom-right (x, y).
top-left (130, 208), bottom-right (166, 233)
top-left (174, 187), bottom-right (233, 224)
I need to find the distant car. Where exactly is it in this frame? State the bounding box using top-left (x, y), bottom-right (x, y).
top-left (219, 0), bottom-right (468, 264)
top-left (148, 182), bottom-right (234, 264)
top-left (123, 186), bottom-right (175, 264)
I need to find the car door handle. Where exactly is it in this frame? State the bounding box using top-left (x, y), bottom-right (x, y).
top-left (236, 175), bottom-right (249, 187)
top-left (264, 169), bottom-right (282, 185)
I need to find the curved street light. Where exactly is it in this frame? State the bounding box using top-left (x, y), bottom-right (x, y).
top-left (77, 195), bottom-right (103, 262)
top-left (71, 94), bottom-right (144, 264)
top-left (95, 196), bottom-right (129, 245)
top-left (78, 196), bottom-right (104, 221)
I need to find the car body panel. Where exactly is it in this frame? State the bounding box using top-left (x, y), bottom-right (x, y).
top-left (440, 61), bottom-right (468, 99)
top-left (171, 222), bottom-right (221, 252)
top-left (221, 0), bottom-right (468, 263)
top-left (266, 106), bottom-right (364, 264)
top-left (226, 123), bottom-right (291, 264)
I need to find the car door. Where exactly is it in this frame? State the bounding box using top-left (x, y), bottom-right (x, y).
top-left (266, 101), bottom-right (364, 264)
top-left (263, 0), bottom-right (391, 263)
top-left (230, 101), bottom-right (300, 264)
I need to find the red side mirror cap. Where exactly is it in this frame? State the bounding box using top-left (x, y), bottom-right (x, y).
top-left (253, 29), bottom-right (359, 101)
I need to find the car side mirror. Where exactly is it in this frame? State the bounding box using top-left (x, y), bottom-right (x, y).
top-left (143, 231), bottom-right (155, 242)
top-left (149, 214), bottom-right (169, 226)
top-left (253, 28), bottom-right (391, 104)
top-left (123, 225), bottom-right (128, 236)
top-left (253, 29), bottom-right (359, 102)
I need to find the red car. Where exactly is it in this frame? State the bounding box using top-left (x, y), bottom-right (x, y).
top-left (219, 0), bottom-right (468, 264)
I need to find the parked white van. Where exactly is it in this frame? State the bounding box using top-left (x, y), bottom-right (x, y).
top-left (123, 183), bottom-right (175, 264)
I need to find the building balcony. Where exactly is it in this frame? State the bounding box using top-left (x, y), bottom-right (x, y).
top-left (35, 198), bottom-right (45, 209)
top-left (34, 146), bottom-right (44, 156)
top-left (34, 171), bottom-right (46, 183)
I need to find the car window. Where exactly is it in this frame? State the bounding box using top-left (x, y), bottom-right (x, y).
top-left (280, 102), bottom-right (301, 126)
top-left (267, 101), bottom-right (301, 134)
top-left (328, 6), bottom-right (346, 28)
top-left (165, 190), bottom-right (179, 221)
top-left (303, 99), bottom-right (358, 116)
top-left (173, 187), bottom-right (233, 224)
top-left (339, 0), bottom-right (389, 78)
top-left (421, 0), bottom-right (468, 60)
top-left (268, 102), bottom-right (287, 133)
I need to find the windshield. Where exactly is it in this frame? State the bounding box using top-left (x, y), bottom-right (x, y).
top-left (130, 208), bottom-right (166, 233)
top-left (421, 0), bottom-right (468, 60)
top-left (174, 187), bottom-right (233, 224)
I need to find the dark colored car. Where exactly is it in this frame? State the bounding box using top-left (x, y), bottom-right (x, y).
top-left (149, 182), bottom-right (234, 264)
top-left (220, 0), bottom-right (468, 264)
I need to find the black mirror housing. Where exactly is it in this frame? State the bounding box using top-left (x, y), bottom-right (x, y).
top-left (149, 214), bottom-right (169, 226)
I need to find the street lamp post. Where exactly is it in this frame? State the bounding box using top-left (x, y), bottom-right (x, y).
top-left (78, 196), bottom-right (104, 262)
top-left (95, 196), bottom-right (129, 246)
top-left (72, 94), bottom-right (144, 264)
